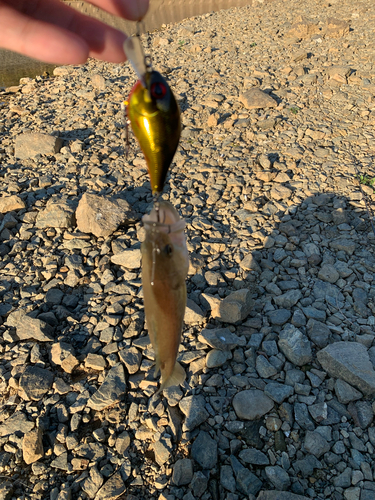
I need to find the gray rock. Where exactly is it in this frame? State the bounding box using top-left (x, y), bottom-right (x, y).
top-left (76, 193), bottom-right (136, 238)
top-left (278, 324), bottom-right (312, 366)
top-left (7, 311), bottom-right (54, 341)
top-left (238, 448), bottom-right (269, 465)
top-left (334, 379), bottom-right (363, 404)
top-left (206, 349), bottom-right (230, 368)
top-left (14, 132), bottom-right (62, 159)
top-left (179, 395), bottom-right (209, 430)
top-left (198, 327), bottom-right (243, 351)
top-left (36, 196), bottom-right (76, 229)
top-left (318, 264), bottom-right (340, 283)
top-left (294, 403), bottom-right (315, 430)
top-left (239, 88), bottom-right (277, 109)
top-left (240, 254), bottom-right (261, 273)
top-left (219, 288), bottom-right (254, 323)
top-left (19, 366), bottom-right (54, 401)
top-left (304, 431), bottom-right (330, 458)
top-left (306, 319), bottom-right (330, 348)
top-left (0, 195), bottom-right (25, 213)
top-left (264, 382), bottom-right (294, 404)
top-left (50, 452), bottom-right (69, 470)
top-left (220, 465), bottom-right (236, 492)
top-left (267, 309), bottom-right (291, 325)
top-left (274, 289), bottom-right (302, 308)
top-left (191, 431), bottom-right (217, 469)
top-left (232, 390), bottom-right (274, 420)
top-left (185, 299), bottom-right (205, 324)
top-left (153, 438), bottom-right (171, 466)
top-left (230, 455), bottom-right (263, 496)
top-left (23, 427), bottom-right (44, 464)
top-left (118, 347), bottom-right (141, 374)
top-left (256, 355), bottom-right (277, 378)
top-left (294, 455), bottom-right (322, 477)
top-left (172, 459), bottom-right (193, 486)
top-left (317, 342), bottom-right (375, 396)
top-left (257, 492), bottom-right (309, 500)
top-left (87, 364), bottom-right (126, 411)
top-left (111, 249), bottom-right (141, 269)
top-left (333, 467), bottom-right (352, 487)
top-left (191, 471), bottom-right (208, 497)
top-left (0, 481), bottom-right (14, 500)
top-left (0, 411), bottom-right (34, 437)
top-left (95, 471), bottom-right (125, 500)
top-left (330, 238), bottom-right (356, 255)
top-left (75, 442), bottom-right (106, 461)
top-left (115, 432), bottom-right (131, 455)
top-left (265, 465), bottom-right (291, 490)
top-left (349, 400), bottom-right (374, 429)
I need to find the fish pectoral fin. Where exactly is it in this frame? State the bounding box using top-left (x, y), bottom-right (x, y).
top-left (158, 362), bottom-right (186, 394)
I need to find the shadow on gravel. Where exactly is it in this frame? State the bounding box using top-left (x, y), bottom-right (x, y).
top-left (1, 178), bottom-right (375, 498)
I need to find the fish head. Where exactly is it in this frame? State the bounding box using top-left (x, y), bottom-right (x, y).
top-left (142, 201), bottom-right (189, 287)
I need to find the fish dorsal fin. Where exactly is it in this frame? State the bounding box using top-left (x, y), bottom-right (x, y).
top-left (123, 36), bottom-right (147, 84)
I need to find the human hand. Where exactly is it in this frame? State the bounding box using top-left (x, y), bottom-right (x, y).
top-left (0, 0), bottom-right (149, 65)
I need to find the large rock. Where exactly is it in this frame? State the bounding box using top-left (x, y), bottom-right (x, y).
top-left (36, 196), bottom-right (76, 229)
top-left (317, 342), bottom-right (375, 396)
top-left (87, 364), bottom-right (126, 411)
top-left (287, 15), bottom-right (319, 38)
top-left (76, 193), bottom-right (136, 238)
top-left (0, 411), bottom-right (34, 437)
top-left (19, 366), bottom-right (54, 401)
top-left (239, 88), bottom-right (277, 110)
top-left (325, 17), bottom-right (350, 38)
top-left (14, 132), bottom-right (62, 159)
top-left (6, 310), bottom-right (54, 342)
top-left (191, 431), bottom-right (217, 469)
top-left (0, 195), bottom-right (26, 214)
top-left (179, 395), bottom-right (209, 431)
top-left (94, 471), bottom-right (125, 500)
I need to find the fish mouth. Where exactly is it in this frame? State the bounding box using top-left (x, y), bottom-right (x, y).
top-left (142, 201), bottom-right (185, 234)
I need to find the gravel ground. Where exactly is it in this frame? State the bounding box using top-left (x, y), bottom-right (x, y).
top-left (1, 0), bottom-right (375, 499)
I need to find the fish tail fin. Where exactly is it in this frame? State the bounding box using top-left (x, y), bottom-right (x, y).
top-left (157, 362), bottom-right (186, 395)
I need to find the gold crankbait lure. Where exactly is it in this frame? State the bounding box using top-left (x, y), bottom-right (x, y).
top-left (123, 34), bottom-right (181, 196)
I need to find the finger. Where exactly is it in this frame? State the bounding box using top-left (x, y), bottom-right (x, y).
top-left (0, 3), bottom-right (89, 64)
top-left (0, 1), bottom-right (129, 64)
top-left (86, 0), bottom-right (149, 21)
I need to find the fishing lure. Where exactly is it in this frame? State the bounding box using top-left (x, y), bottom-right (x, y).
top-left (123, 34), bottom-right (181, 197)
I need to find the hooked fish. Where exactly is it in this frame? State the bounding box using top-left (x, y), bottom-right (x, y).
top-left (141, 200), bottom-right (189, 392)
top-left (124, 36), bottom-right (181, 196)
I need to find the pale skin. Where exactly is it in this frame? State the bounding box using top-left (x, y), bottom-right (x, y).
top-left (0, 0), bottom-right (149, 64)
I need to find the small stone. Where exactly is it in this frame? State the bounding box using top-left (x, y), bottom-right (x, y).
top-left (256, 356), bottom-right (277, 378)
top-left (7, 311), bottom-right (54, 342)
top-left (232, 390), bottom-right (274, 420)
top-left (264, 382), bottom-right (294, 404)
top-left (153, 438), bottom-right (171, 466)
top-left (306, 319), bottom-right (330, 348)
top-left (87, 364), bottom-right (126, 411)
top-left (185, 299), bottom-right (205, 324)
top-left (115, 431), bottom-right (131, 455)
top-left (191, 431), bottom-right (217, 469)
top-left (267, 309), bottom-right (291, 325)
top-left (14, 132), bottom-right (62, 159)
top-left (91, 73), bottom-right (106, 89)
top-left (111, 249), bottom-right (141, 269)
top-left (287, 15), bottom-right (319, 38)
top-left (240, 254), bottom-right (261, 273)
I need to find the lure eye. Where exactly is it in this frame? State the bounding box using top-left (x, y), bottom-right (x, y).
top-left (164, 244), bottom-right (173, 256)
top-left (150, 82), bottom-right (167, 99)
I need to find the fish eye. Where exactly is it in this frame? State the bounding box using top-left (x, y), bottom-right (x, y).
top-left (150, 82), bottom-right (167, 99)
top-left (164, 244), bottom-right (173, 256)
